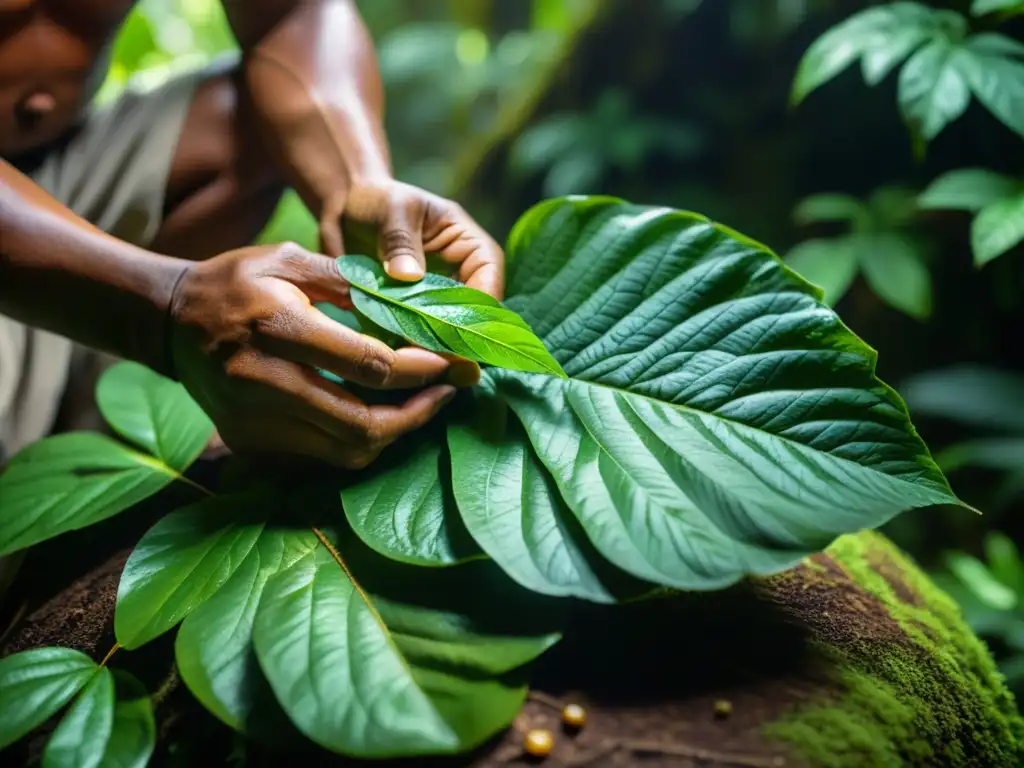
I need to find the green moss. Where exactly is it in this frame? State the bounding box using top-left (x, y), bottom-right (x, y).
top-left (762, 531), bottom-right (1024, 767)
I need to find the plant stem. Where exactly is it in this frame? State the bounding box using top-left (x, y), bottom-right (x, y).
top-left (100, 642), bottom-right (120, 667)
top-left (174, 473), bottom-right (214, 497)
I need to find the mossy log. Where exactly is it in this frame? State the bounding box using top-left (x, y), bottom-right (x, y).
top-left (3, 529), bottom-right (1019, 767)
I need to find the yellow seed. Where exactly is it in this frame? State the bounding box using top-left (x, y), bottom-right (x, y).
top-left (562, 703), bottom-right (587, 729)
top-left (714, 699), bottom-right (733, 718)
top-left (524, 729), bottom-right (555, 757)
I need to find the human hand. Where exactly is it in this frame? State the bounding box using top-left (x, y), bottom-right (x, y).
top-left (319, 179), bottom-right (505, 305)
top-left (167, 242), bottom-right (478, 469)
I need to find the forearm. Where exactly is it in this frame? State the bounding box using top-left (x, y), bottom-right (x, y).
top-left (0, 160), bottom-right (187, 374)
top-left (226, 0), bottom-right (391, 240)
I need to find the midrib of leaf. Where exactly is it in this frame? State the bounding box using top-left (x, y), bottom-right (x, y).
top-left (498, 371), bottom-right (957, 503)
top-left (308, 528), bottom-right (424, 690)
top-left (353, 285), bottom-right (564, 376)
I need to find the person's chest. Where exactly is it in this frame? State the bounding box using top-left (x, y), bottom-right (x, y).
top-left (0, 0), bottom-right (136, 158)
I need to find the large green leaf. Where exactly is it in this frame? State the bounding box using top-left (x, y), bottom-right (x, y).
top-left (0, 648), bottom-right (97, 749)
top-left (95, 362), bottom-right (213, 471)
top-left (175, 527), bottom-right (317, 733)
top-left (98, 672), bottom-right (154, 768)
top-left (115, 492), bottom-right (270, 650)
top-left (252, 529), bottom-right (560, 758)
top-left (337, 254), bottom-right (565, 376)
top-left (480, 197), bottom-right (962, 591)
top-left (43, 667), bottom-right (115, 768)
top-left (341, 428), bottom-right (483, 567)
top-left (972, 194), bottom-right (1024, 266)
top-left (919, 168), bottom-right (1021, 212)
top-left (0, 432), bottom-right (185, 556)
top-left (448, 382), bottom-right (649, 602)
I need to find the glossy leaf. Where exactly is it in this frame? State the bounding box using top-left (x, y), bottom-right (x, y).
top-left (972, 194), bottom-right (1024, 266)
top-left (490, 197), bottom-right (962, 590)
top-left (856, 233), bottom-right (932, 319)
top-left (785, 239), bottom-right (858, 306)
top-left (448, 383), bottom-right (648, 602)
top-left (96, 362), bottom-right (214, 471)
top-left (337, 254), bottom-right (565, 376)
top-left (0, 432), bottom-right (180, 556)
top-left (43, 668), bottom-right (114, 768)
top-left (253, 531), bottom-right (560, 758)
top-left (0, 648), bottom-right (97, 749)
top-left (175, 528), bottom-right (318, 733)
top-left (342, 429), bottom-right (483, 566)
top-left (99, 672), bottom-right (154, 768)
top-left (116, 493), bottom-right (269, 650)
top-left (919, 168), bottom-right (1020, 212)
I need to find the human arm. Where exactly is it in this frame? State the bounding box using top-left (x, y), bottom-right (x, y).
top-left (222, 0), bottom-right (505, 299)
top-left (0, 160), bottom-right (472, 468)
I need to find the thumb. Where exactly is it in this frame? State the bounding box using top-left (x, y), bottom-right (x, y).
top-left (380, 202), bottom-right (425, 282)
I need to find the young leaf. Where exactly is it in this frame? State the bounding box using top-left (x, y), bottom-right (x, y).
top-left (784, 239), bottom-right (859, 307)
top-left (972, 194), bottom-right (1024, 266)
top-left (175, 528), bottom-right (318, 734)
top-left (43, 667), bottom-right (114, 768)
top-left (0, 433), bottom-right (182, 557)
top-left (919, 168), bottom-right (1020, 212)
top-left (100, 672), bottom-right (155, 768)
top-left (490, 197), bottom-right (964, 591)
top-left (115, 492), bottom-right (270, 650)
top-left (898, 37), bottom-right (971, 145)
top-left (95, 362), bottom-right (214, 472)
top-left (0, 648), bottom-right (97, 749)
top-left (856, 233), bottom-right (932, 319)
top-left (336, 254), bottom-right (565, 377)
top-left (252, 531), bottom-right (560, 758)
top-left (341, 429), bottom-right (483, 567)
top-left (448, 384), bottom-right (650, 602)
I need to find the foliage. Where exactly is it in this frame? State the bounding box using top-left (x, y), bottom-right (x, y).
top-left (0, 197), bottom-right (963, 761)
top-left (919, 169), bottom-right (1024, 266)
top-left (791, 2), bottom-right (1024, 152)
top-left (903, 365), bottom-right (1024, 510)
top-left (785, 187), bottom-right (932, 317)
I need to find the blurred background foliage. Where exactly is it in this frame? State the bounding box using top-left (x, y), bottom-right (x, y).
top-left (106, 0), bottom-right (1024, 702)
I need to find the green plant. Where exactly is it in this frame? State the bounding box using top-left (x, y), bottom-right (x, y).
top-left (919, 168), bottom-right (1024, 266)
top-left (0, 197), bottom-right (965, 762)
top-left (791, 1), bottom-right (1024, 153)
top-left (785, 186), bottom-right (932, 317)
top-left (903, 365), bottom-right (1024, 510)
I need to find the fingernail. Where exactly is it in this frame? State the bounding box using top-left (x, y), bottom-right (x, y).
top-left (386, 255), bottom-right (424, 280)
top-left (446, 360), bottom-right (481, 388)
top-left (441, 387), bottom-right (458, 405)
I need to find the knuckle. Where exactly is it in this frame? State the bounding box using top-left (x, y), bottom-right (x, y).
top-left (380, 228), bottom-right (418, 258)
top-left (355, 340), bottom-right (395, 385)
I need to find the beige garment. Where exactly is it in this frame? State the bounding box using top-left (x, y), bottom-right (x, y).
top-left (0, 54), bottom-right (237, 599)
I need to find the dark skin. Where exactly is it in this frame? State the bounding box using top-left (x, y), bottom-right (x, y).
top-left (0, 0), bottom-right (505, 469)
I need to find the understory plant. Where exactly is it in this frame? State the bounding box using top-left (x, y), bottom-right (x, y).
top-left (0, 196), bottom-right (966, 763)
